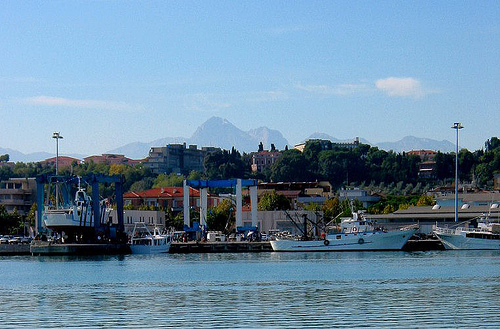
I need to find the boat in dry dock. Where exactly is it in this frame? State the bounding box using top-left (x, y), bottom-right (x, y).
top-left (42, 178), bottom-right (111, 233)
top-left (270, 211), bottom-right (418, 252)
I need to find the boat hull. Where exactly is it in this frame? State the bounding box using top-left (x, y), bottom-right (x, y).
top-left (43, 212), bottom-right (94, 230)
top-left (129, 243), bottom-right (171, 254)
top-left (434, 231), bottom-right (500, 250)
top-left (270, 229), bottom-right (417, 252)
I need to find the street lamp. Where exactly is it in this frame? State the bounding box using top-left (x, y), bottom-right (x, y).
top-left (451, 123), bottom-right (463, 222)
top-left (52, 132), bottom-right (63, 175)
top-left (52, 132), bottom-right (63, 209)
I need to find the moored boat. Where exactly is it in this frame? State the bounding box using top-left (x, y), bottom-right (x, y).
top-left (129, 222), bottom-right (172, 254)
top-left (433, 216), bottom-right (500, 250)
top-left (270, 212), bottom-right (418, 252)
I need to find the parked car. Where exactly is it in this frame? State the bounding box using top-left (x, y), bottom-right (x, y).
top-left (8, 236), bottom-right (21, 244)
top-left (20, 237), bottom-right (32, 244)
top-left (0, 236), bottom-right (10, 244)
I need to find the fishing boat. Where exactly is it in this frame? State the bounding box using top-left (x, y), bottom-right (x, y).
top-left (270, 211), bottom-right (418, 251)
top-left (43, 179), bottom-right (111, 232)
top-left (129, 222), bottom-right (172, 254)
top-left (433, 215), bottom-right (500, 250)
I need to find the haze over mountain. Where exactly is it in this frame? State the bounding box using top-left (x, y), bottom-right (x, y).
top-left (0, 147), bottom-right (86, 163)
top-left (305, 133), bottom-right (455, 153)
top-left (2, 117), bottom-right (458, 162)
top-left (107, 117), bottom-right (289, 159)
top-left (306, 133), bottom-right (372, 145)
top-left (377, 136), bottom-right (455, 153)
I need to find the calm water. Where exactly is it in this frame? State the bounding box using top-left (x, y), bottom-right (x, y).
top-left (0, 251), bottom-right (499, 328)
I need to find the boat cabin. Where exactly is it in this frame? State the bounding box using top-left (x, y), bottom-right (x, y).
top-left (340, 212), bottom-right (382, 234)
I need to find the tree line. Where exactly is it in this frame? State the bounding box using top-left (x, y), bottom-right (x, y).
top-left (259, 137), bottom-right (500, 188)
top-left (1, 137), bottom-right (498, 196)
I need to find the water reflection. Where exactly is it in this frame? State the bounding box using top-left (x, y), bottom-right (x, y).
top-left (0, 251), bottom-right (499, 328)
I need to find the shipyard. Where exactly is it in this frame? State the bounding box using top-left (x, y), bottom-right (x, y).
top-left (2, 167), bottom-right (499, 256)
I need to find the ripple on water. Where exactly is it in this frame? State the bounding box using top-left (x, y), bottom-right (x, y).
top-left (0, 252), bottom-right (499, 328)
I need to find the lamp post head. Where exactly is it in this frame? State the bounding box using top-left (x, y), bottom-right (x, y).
top-left (52, 132), bottom-right (63, 139)
top-left (451, 123), bottom-right (464, 130)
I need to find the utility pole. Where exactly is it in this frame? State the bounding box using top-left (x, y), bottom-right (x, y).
top-left (52, 132), bottom-right (63, 208)
top-left (451, 123), bottom-right (463, 222)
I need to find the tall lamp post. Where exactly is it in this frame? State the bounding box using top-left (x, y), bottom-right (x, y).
top-left (52, 132), bottom-right (63, 175)
top-left (52, 132), bottom-right (63, 208)
top-left (451, 123), bottom-right (463, 222)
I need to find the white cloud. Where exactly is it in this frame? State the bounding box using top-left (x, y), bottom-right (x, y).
top-left (23, 95), bottom-right (140, 112)
top-left (375, 77), bottom-right (425, 97)
top-left (295, 82), bottom-right (370, 96)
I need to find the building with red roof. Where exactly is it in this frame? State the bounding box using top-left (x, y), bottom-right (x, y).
top-left (40, 156), bottom-right (81, 169)
top-left (407, 150), bottom-right (437, 160)
top-left (84, 154), bottom-right (145, 167)
top-left (123, 186), bottom-right (220, 212)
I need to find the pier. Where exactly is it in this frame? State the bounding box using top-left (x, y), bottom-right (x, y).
top-left (171, 241), bottom-right (272, 253)
top-left (0, 244), bottom-right (30, 255)
top-left (30, 241), bottom-right (130, 256)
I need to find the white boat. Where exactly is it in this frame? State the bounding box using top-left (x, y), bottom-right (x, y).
top-left (129, 222), bottom-right (172, 254)
top-left (270, 212), bottom-right (418, 252)
top-left (43, 182), bottom-right (110, 231)
top-left (433, 216), bottom-right (500, 250)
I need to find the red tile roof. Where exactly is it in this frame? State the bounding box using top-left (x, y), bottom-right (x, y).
top-left (123, 186), bottom-right (200, 199)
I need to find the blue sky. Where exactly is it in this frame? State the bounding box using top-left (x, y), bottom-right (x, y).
top-left (1, 1), bottom-right (498, 156)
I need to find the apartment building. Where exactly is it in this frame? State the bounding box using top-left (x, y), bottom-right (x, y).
top-left (0, 178), bottom-right (37, 215)
top-left (146, 143), bottom-right (220, 175)
top-left (294, 138), bottom-right (360, 152)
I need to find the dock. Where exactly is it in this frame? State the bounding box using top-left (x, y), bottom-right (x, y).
top-left (170, 241), bottom-right (273, 253)
top-left (0, 244), bottom-right (30, 255)
top-left (30, 242), bottom-right (131, 256)
top-left (0, 238), bottom-right (444, 256)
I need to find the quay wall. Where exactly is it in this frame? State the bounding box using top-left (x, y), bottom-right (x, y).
top-left (0, 244), bottom-right (30, 255)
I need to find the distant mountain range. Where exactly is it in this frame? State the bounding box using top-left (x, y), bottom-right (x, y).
top-left (306, 133), bottom-right (455, 153)
top-left (0, 147), bottom-right (85, 164)
top-left (2, 116), bottom-right (456, 162)
top-left (107, 117), bottom-right (289, 159)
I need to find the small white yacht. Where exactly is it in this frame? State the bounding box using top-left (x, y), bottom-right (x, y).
top-left (433, 216), bottom-right (500, 250)
top-left (129, 222), bottom-right (172, 254)
top-left (270, 211), bottom-right (418, 252)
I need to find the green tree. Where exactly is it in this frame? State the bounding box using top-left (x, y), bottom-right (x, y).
top-left (204, 149), bottom-right (248, 180)
top-left (258, 191), bottom-right (291, 211)
top-left (416, 195), bottom-right (435, 206)
top-left (0, 205), bottom-right (22, 234)
top-left (270, 150), bottom-right (310, 182)
top-left (128, 178), bottom-right (154, 192)
top-left (434, 151), bottom-right (455, 180)
top-left (207, 199), bottom-right (234, 232)
top-left (153, 173), bottom-right (185, 187)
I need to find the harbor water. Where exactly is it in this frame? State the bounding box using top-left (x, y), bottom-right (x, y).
top-left (1, 251), bottom-right (499, 328)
